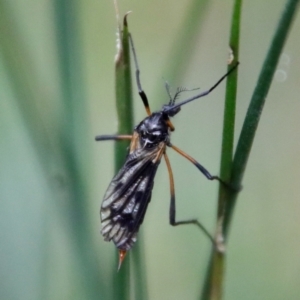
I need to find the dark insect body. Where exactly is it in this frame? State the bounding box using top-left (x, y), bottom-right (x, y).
top-left (96, 33), bottom-right (238, 270)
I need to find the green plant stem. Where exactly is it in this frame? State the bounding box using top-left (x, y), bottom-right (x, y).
top-left (113, 15), bottom-right (148, 300)
top-left (224, 0), bottom-right (299, 236)
top-left (202, 0), bottom-right (299, 299)
top-left (201, 1), bottom-right (242, 299)
top-left (113, 16), bottom-right (133, 300)
top-left (54, 1), bottom-right (106, 299)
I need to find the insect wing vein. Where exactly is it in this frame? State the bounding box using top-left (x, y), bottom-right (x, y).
top-left (100, 145), bottom-right (164, 250)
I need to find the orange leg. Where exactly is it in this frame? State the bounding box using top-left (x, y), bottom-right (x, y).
top-left (169, 143), bottom-right (225, 184)
top-left (163, 152), bottom-right (214, 244)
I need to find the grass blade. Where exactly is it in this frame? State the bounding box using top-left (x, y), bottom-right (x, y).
top-left (53, 1), bottom-right (106, 298)
top-left (112, 14), bottom-right (133, 299)
top-left (224, 0), bottom-right (300, 234)
top-left (112, 12), bottom-right (148, 300)
top-left (200, 0), bottom-right (242, 299)
top-left (202, 0), bottom-right (299, 299)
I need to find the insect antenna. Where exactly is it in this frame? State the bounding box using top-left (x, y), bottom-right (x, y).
top-left (171, 86), bottom-right (200, 105)
top-left (128, 34), bottom-right (151, 116)
top-left (163, 62), bottom-right (239, 115)
top-left (162, 86), bottom-right (201, 118)
top-left (164, 81), bottom-right (173, 103)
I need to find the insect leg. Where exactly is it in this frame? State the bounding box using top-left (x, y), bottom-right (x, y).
top-left (95, 134), bottom-right (132, 141)
top-left (128, 34), bottom-right (151, 116)
top-left (169, 143), bottom-right (225, 185)
top-left (163, 152), bottom-right (214, 244)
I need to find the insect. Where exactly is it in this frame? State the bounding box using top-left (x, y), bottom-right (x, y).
top-left (96, 33), bottom-right (238, 270)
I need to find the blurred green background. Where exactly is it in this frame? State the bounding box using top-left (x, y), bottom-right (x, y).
top-left (1, 0), bottom-right (299, 299)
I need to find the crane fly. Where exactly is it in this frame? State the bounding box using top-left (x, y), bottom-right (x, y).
top-left (96, 33), bottom-right (238, 270)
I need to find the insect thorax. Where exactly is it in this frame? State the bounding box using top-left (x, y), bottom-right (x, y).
top-left (136, 112), bottom-right (170, 148)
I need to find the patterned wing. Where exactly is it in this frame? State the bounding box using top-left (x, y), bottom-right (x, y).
top-left (100, 144), bottom-right (165, 251)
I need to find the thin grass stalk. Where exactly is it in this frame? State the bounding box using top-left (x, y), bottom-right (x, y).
top-left (201, 0), bottom-right (299, 299)
top-left (131, 240), bottom-right (148, 300)
top-left (112, 15), bottom-right (132, 299)
top-left (113, 14), bottom-right (148, 300)
top-left (0, 0), bottom-right (105, 298)
top-left (224, 0), bottom-right (299, 235)
top-left (0, 2), bottom-right (62, 299)
top-left (53, 1), bottom-right (106, 298)
top-left (200, 1), bottom-right (242, 299)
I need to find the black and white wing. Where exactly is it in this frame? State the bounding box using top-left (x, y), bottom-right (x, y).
top-left (100, 143), bottom-right (165, 251)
